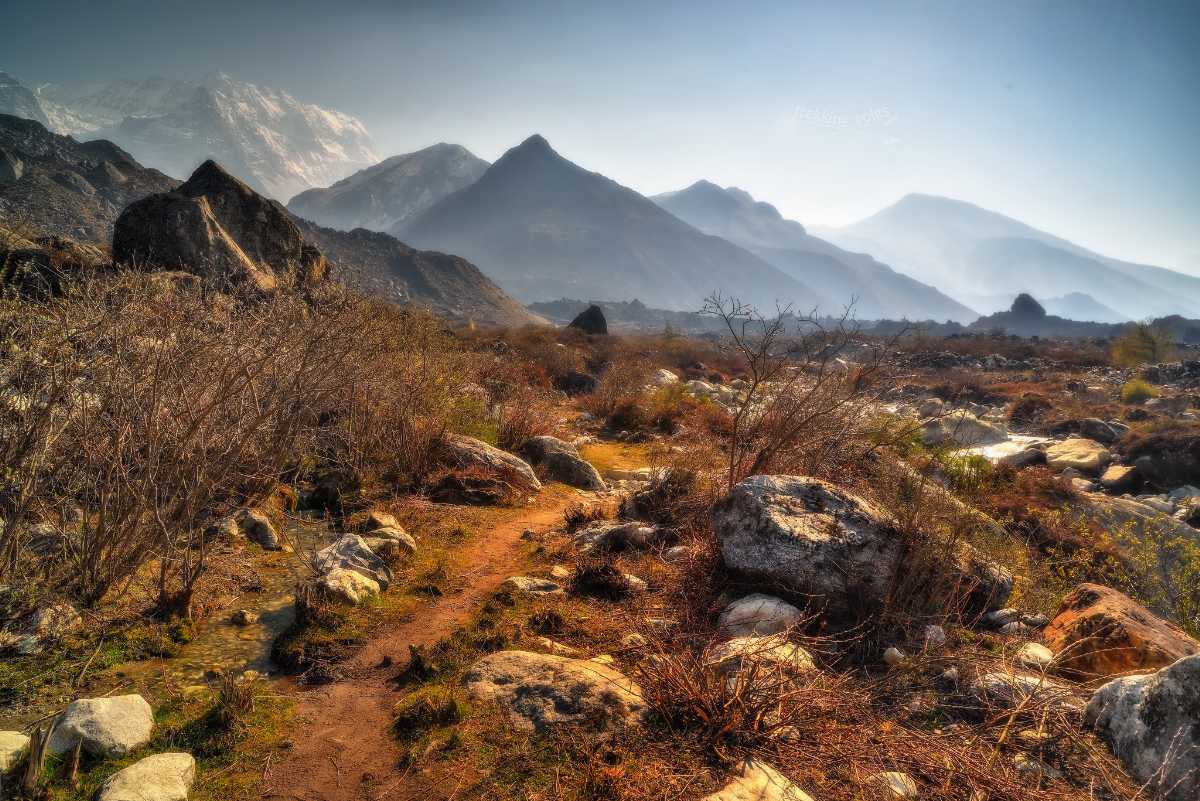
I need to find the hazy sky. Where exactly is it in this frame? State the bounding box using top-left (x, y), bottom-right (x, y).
top-left (5, 0), bottom-right (1199, 270)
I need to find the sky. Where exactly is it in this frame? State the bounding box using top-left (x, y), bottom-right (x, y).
top-left (4, 0), bottom-right (1199, 270)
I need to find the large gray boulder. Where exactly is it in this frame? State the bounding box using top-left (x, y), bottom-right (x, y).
top-left (520, 435), bottom-right (606, 491)
top-left (97, 752), bottom-right (196, 801)
top-left (48, 694), bottom-right (154, 758)
top-left (442, 434), bottom-right (542, 494)
top-left (461, 650), bottom-right (645, 731)
top-left (713, 476), bottom-right (902, 615)
top-left (1085, 654), bottom-right (1200, 801)
top-left (113, 160), bottom-right (327, 291)
top-left (714, 474), bottom-right (1012, 616)
top-left (920, 411), bottom-right (1007, 447)
top-left (314, 534), bottom-right (392, 589)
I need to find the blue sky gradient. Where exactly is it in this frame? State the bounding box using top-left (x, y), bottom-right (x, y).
top-left (5, 0), bottom-right (1198, 269)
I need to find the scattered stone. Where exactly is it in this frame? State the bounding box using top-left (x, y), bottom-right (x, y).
top-left (920, 411), bottom-right (1007, 447)
top-left (319, 568), bottom-right (380, 605)
top-left (923, 625), bottom-right (947, 649)
top-left (883, 647), bottom-right (906, 667)
top-left (549, 565), bottom-right (571, 580)
top-left (315, 534), bottom-right (392, 588)
top-left (0, 730), bottom-right (30, 771)
top-left (708, 635), bottom-right (816, 676)
top-left (237, 509), bottom-right (281, 550)
top-left (441, 434), bottom-right (542, 495)
top-left (229, 609), bottom-right (258, 626)
top-left (622, 573), bottom-right (648, 593)
top-left (520, 436), bottom-right (606, 490)
top-left (1086, 654), bottom-right (1200, 801)
top-left (1015, 642), bottom-right (1055, 671)
top-left (865, 771), bottom-right (919, 799)
top-left (1012, 754), bottom-right (1061, 784)
top-left (702, 760), bottom-right (814, 801)
top-left (1045, 438), bottom-right (1111, 474)
top-left (362, 510), bottom-right (401, 532)
top-left (12, 601), bottom-right (82, 653)
top-left (530, 636), bottom-right (578, 656)
top-left (573, 521), bottom-right (666, 553)
top-left (97, 752), bottom-right (196, 801)
top-left (1043, 583), bottom-right (1199, 677)
top-left (501, 576), bottom-right (564, 596)
top-left (48, 694), bottom-right (154, 758)
top-left (1099, 464), bottom-right (1139, 493)
top-left (662, 545), bottom-right (690, 562)
top-left (649, 368), bottom-right (680, 387)
top-left (461, 650), bottom-right (644, 731)
top-left (718, 594), bottom-right (803, 637)
top-left (971, 671), bottom-right (1080, 714)
top-left (621, 633), bottom-right (648, 649)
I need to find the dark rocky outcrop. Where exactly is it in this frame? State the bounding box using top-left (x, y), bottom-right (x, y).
top-left (0, 232), bottom-right (107, 298)
top-left (113, 160), bottom-right (327, 290)
top-left (567, 304), bottom-right (607, 335)
top-left (0, 114), bottom-right (178, 243)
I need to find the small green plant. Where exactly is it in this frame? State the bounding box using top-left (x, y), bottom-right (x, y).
top-left (393, 686), bottom-right (466, 737)
top-left (1120, 377), bottom-right (1158, 404)
top-left (1112, 323), bottom-right (1174, 367)
top-left (940, 453), bottom-right (994, 494)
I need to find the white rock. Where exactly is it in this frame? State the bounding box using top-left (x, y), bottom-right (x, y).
top-left (883, 647), bottom-right (906, 667)
top-left (708, 635), bottom-right (816, 676)
top-left (97, 752), bottom-right (196, 801)
top-left (702, 760), bottom-right (814, 801)
top-left (48, 694), bottom-right (154, 758)
top-left (0, 730), bottom-right (30, 771)
top-left (315, 534), bottom-right (392, 588)
top-left (866, 771), bottom-right (919, 799)
top-left (1015, 642), bottom-right (1055, 670)
top-left (923, 625), bottom-right (947, 649)
top-left (1045, 438), bottom-right (1111, 474)
top-left (718, 594), bottom-right (803, 637)
top-left (502, 576), bottom-right (563, 596)
top-left (319, 568), bottom-right (380, 605)
top-left (461, 650), bottom-right (644, 731)
top-left (1085, 653), bottom-right (1200, 801)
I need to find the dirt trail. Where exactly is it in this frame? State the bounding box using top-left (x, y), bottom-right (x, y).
top-left (262, 500), bottom-right (574, 801)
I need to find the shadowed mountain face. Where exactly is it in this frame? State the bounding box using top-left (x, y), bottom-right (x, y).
top-left (0, 73), bottom-right (49, 128)
top-left (0, 113), bottom-right (178, 242)
top-left (653, 181), bottom-right (977, 323)
top-left (292, 218), bottom-right (542, 327)
top-left (288, 144), bottom-right (489, 233)
top-left (818, 193), bottom-right (1200, 320)
top-left (396, 135), bottom-right (825, 312)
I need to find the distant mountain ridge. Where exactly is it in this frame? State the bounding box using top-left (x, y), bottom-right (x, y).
top-left (397, 135), bottom-right (826, 312)
top-left (653, 180), bottom-right (977, 323)
top-left (818, 193), bottom-right (1200, 320)
top-left (288, 143), bottom-right (488, 232)
top-left (1, 71), bottom-right (378, 201)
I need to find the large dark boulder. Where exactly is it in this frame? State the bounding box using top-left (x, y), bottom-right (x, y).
top-left (567, 304), bottom-right (607, 335)
top-left (112, 160), bottom-right (327, 290)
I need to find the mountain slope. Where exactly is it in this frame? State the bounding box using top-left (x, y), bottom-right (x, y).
top-left (818, 194), bottom-right (1200, 319)
top-left (0, 113), bottom-right (178, 242)
top-left (288, 144), bottom-right (488, 232)
top-left (12, 72), bottom-right (378, 201)
top-left (0, 73), bottom-right (50, 128)
top-left (293, 217), bottom-right (541, 327)
top-left (653, 181), bottom-right (976, 322)
top-left (397, 135), bottom-right (827, 312)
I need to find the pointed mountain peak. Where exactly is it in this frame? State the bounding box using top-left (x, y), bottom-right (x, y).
top-left (517, 133), bottom-right (552, 152)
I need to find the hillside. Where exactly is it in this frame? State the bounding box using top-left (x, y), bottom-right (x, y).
top-left (0, 113), bottom-right (178, 242)
top-left (818, 193), bottom-right (1200, 320)
top-left (397, 135), bottom-right (827, 312)
top-left (288, 144), bottom-right (488, 233)
top-left (654, 180), bottom-right (977, 322)
top-left (293, 218), bottom-right (542, 327)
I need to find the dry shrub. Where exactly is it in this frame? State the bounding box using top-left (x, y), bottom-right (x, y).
top-left (701, 295), bottom-right (900, 489)
top-left (580, 358), bottom-right (655, 430)
top-left (1111, 322), bottom-right (1174, 367)
top-left (1117, 419), bottom-right (1200, 488)
top-left (563, 502), bottom-right (607, 534)
top-left (214, 670), bottom-right (258, 732)
top-left (569, 557), bottom-right (637, 601)
top-left (0, 272), bottom-right (472, 613)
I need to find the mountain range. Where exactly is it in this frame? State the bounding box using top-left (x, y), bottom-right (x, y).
top-left (816, 194), bottom-right (1200, 321)
top-left (395, 135), bottom-right (824, 313)
top-left (652, 181), bottom-right (976, 323)
top-left (288, 144), bottom-right (488, 232)
top-left (0, 71), bottom-right (378, 200)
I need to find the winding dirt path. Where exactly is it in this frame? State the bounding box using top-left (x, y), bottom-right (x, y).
top-left (261, 500), bottom-right (576, 801)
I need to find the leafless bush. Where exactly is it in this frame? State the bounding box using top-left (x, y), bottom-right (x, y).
top-left (579, 357), bottom-right (655, 430)
top-left (701, 294), bottom-right (901, 489)
top-left (0, 272), bottom-right (473, 615)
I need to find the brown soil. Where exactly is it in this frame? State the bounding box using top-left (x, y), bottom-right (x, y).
top-left (261, 499), bottom-right (578, 801)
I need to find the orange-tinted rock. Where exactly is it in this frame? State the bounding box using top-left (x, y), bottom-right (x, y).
top-left (1044, 583), bottom-right (1199, 678)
